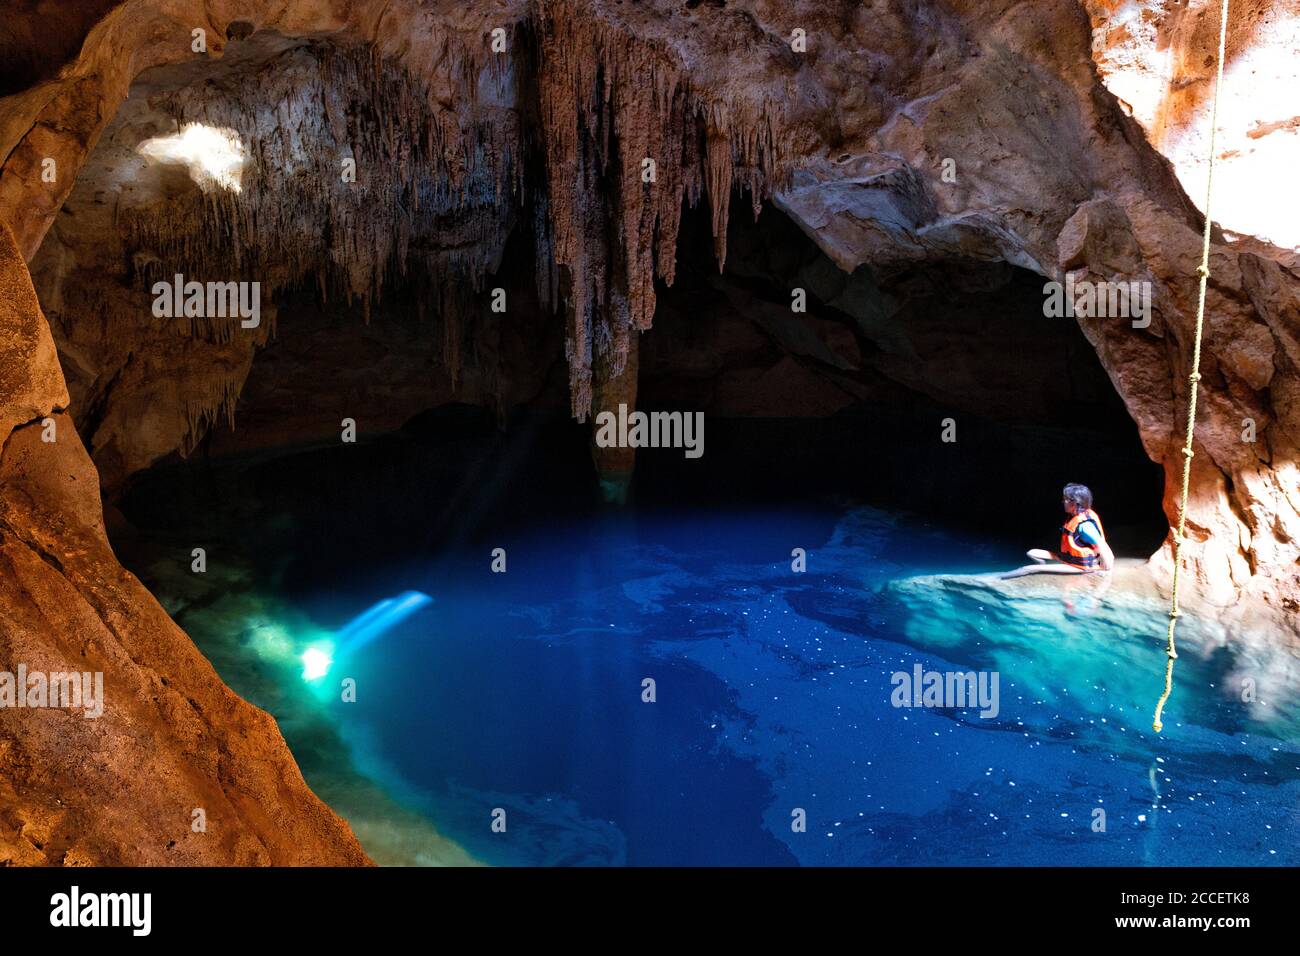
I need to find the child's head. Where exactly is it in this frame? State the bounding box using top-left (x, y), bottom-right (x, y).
top-left (1062, 483), bottom-right (1093, 515)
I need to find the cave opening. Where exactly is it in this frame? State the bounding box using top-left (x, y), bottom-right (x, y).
top-left (24, 25), bottom-right (1167, 570)
top-left (107, 195), bottom-right (1170, 590)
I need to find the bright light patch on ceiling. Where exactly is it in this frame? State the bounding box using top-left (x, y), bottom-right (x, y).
top-left (137, 123), bottom-right (247, 193)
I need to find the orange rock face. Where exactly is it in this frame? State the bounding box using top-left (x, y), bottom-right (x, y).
top-left (1086, 0), bottom-right (1300, 252)
top-left (0, 223), bottom-right (370, 865)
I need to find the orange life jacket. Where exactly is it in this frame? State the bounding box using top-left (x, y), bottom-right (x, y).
top-left (1060, 509), bottom-right (1105, 568)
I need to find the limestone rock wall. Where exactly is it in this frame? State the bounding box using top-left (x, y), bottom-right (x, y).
top-left (1085, 0), bottom-right (1300, 254)
top-left (0, 222), bottom-right (370, 864)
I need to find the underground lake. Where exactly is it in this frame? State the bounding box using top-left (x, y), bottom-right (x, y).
top-left (110, 409), bottom-right (1300, 867)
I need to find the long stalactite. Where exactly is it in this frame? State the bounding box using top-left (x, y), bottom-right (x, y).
top-left (111, 3), bottom-right (797, 429)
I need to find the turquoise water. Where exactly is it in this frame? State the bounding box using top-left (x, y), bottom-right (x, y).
top-left (291, 503), bottom-right (1299, 866)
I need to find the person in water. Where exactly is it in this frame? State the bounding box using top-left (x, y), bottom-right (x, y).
top-left (1001, 483), bottom-right (1114, 578)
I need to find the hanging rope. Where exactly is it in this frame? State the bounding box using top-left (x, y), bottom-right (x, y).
top-left (1152, 0), bottom-right (1231, 734)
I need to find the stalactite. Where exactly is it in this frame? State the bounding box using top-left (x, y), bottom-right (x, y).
top-left (120, 38), bottom-right (521, 325)
top-left (115, 4), bottom-right (797, 428)
top-left (704, 130), bottom-right (734, 269)
top-left (532, 0), bottom-right (792, 420)
top-left (182, 377), bottom-right (243, 455)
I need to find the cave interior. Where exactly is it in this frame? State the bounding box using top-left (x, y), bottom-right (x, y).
top-left (29, 27), bottom-right (1167, 572)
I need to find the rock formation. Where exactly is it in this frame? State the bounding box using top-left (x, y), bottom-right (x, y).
top-left (0, 222), bottom-right (370, 864)
top-left (1, 0), bottom-right (1298, 863)
top-left (1085, 0), bottom-right (1300, 253)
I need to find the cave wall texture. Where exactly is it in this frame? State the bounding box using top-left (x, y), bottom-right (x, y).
top-left (0, 0), bottom-right (1298, 864)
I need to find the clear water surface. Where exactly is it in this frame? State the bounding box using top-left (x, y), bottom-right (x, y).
top-left (283, 503), bottom-right (1299, 866)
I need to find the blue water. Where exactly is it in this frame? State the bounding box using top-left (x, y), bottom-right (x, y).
top-left (299, 504), bottom-right (1299, 866)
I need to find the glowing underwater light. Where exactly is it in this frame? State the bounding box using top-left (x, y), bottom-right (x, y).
top-left (137, 123), bottom-right (247, 193)
top-left (300, 647), bottom-right (333, 681)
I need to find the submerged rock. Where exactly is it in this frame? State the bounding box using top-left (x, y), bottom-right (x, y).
top-left (885, 560), bottom-right (1300, 732)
